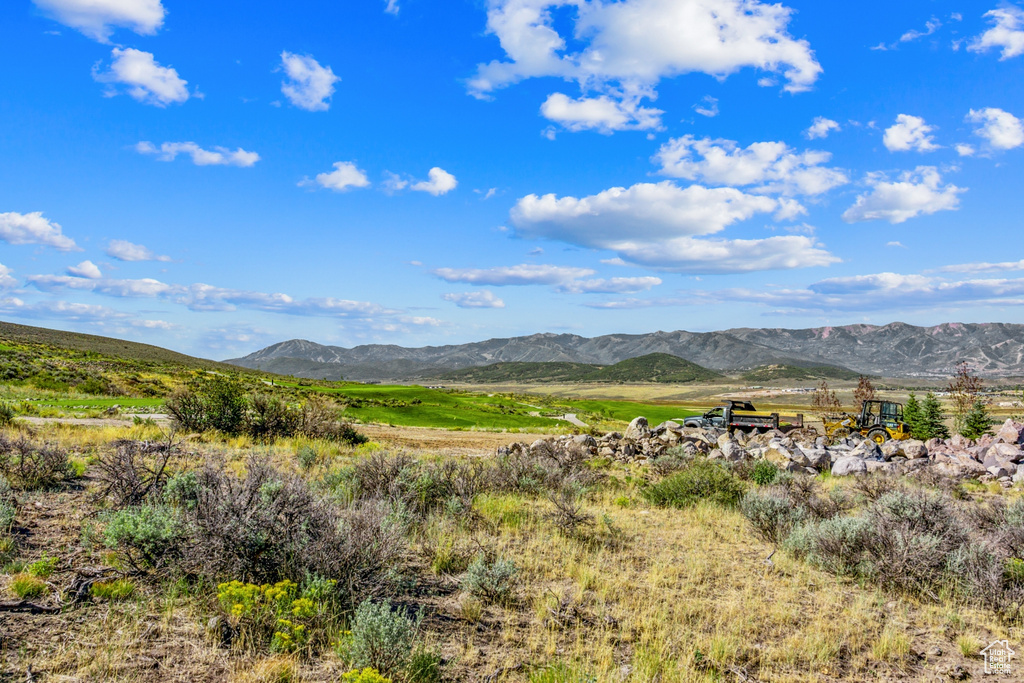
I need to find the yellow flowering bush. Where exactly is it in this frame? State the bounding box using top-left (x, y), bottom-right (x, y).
top-left (215, 577), bottom-right (337, 653)
top-left (341, 668), bottom-right (392, 683)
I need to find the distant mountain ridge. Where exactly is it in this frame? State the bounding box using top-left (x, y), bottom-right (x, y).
top-left (224, 322), bottom-right (1024, 381)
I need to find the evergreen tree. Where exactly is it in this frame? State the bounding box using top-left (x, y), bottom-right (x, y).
top-left (903, 392), bottom-right (924, 439)
top-left (920, 392), bottom-right (950, 440)
top-left (960, 399), bottom-right (992, 439)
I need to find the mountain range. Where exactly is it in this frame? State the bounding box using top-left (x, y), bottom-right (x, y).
top-left (224, 322), bottom-right (1024, 381)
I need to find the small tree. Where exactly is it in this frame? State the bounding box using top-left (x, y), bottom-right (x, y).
top-left (903, 392), bottom-right (924, 439)
top-left (947, 362), bottom-right (983, 434)
top-left (960, 399), bottom-right (992, 440)
top-left (812, 380), bottom-right (842, 416)
top-left (853, 375), bottom-right (876, 409)
top-left (920, 392), bottom-right (950, 440)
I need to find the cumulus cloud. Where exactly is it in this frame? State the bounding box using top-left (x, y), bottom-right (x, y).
top-left (842, 166), bottom-right (964, 224)
top-left (969, 6), bottom-right (1024, 60)
top-left (433, 264), bottom-right (595, 286)
top-left (0, 211), bottom-right (79, 251)
top-left (652, 136), bottom-right (848, 196)
top-left (93, 48), bottom-right (189, 107)
top-left (411, 167), bottom-right (458, 196)
top-left (805, 116), bottom-right (840, 139)
top-left (0, 264), bottom-right (16, 289)
top-left (67, 261), bottom-right (102, 279)
top-left (508, 181), bottom-right (836, 273)
top-left (469, 0), bottom-right (821, 133)
top-left (966, 107), bottom-right (1024, 151)
top-left (33, 0), bottom-right (164, 42)
top-left (956, 143), bottom-right (976, 157)
top-left (135, 141), bottom-right (260, 167)
top-left (938, 259), bottom-right (1024, 273)
top-left (105, 239), bottom-right (171, 262)
top-left (883, 114), bottom-right (939, 152)
top-left (540, 93), bottom-right (663, 132)
top-left (0, 298), bottom-right (130, 322)
top-left (280, 52), bottom-right (339, 112)
top-left (442, 291), bottom-right (506, 308)
top-left (309, 162), bottom-right (371, 192)
top-left (558, 276), bottom-right (662, 293)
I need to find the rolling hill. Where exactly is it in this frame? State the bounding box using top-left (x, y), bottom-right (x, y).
top-left (434, 353), bottom-right (722, 384)
top-left (741, 363), bottom-right (862, 383)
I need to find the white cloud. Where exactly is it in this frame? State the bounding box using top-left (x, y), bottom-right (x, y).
top-left (0, 264), bottom-right (16, 289)
top-left (469, 0), bottom-right (821, 133)
top-left (33, 0), bottom-right (164, 42)
top-left (540, 93), bottom-right (663, 132)
top-left (602, 235), bottom-right (838, 274)
top-left (558, 276), bottom-right (662, 293)
top-left (652, 136), bottom-right (848, 196)
top-left (442, 291), bottom-right (506, 308)
top-left (966, 107), bottom-right (1024, 151)
top-left (411, 167), bottom-right (458, 196)
top-left (135, 141), bottom-right (260, 167)
top-left (900, 17), bottom-right (941, 43)
top-left (693, 95), bottom-right (719, 118)
top-left (133, 319), bottom-right (176, 330)
top-left (384, 0), bottom-right (400, 15)
top-left (311, 162), bottom-right (371, 192)
top-left (512, 181), bottom-right (781, 247)
top-left (805, 116), bottom-right (840, 139)
top-left (938, 259), bottom-right (1024, 273)
top-left (105, 239), bottom-right (171, 262)
top-left (67, 260), bottom-right (102, 279)
top-left (842, 166), bottom-right (964, 224)
top-left (382, 172), bottom-right (409, 192)
top-left (433, 264), bottom-right (595, 286)
top-left (0, 211), bottom-right (79, 251)
top-left (28, 274), bottom-right (176, 298)
top-left (886, 241), bottom-right (906, 248)
top-left (956, 143), bottom-right (976, 157)
top-left (280, 52), bottom-right (339, 112)
top-left (706, 272), bottom-right (1024, 312)
top-left (93, 48), bottom-right (189, 107)
top-left (0, 298), bottom-right (129, 322)
top-left (883, 114), bottom-right (939, 152)
top-left (969, 6), bottom-right (1024, 60)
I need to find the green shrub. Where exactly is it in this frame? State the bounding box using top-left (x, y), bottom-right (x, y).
top-left (462, 554), bottom-right (518, 605)
top-left (406, 649), bottom-right (443, 683)
top-left (91, 578), bottom-right (136, 601)
top-left (786, 516), bottom-right (874, 576)
top-left (529, 662), bottom-right (596, 683)
top-left (297, 445), bottom-right (318, 471)
top-left (163, 470), bottom-right (199, 509)
top-left (343, 599), bottom-right (420, 676)
top-left (217, 577), bottom-right (339, 653)
top-left (0, 500), bottom-right (16, 531)
top-left (740, 489), bottom-right (805, 544)
top-left (10, 572), bottom-right (48, 598)
top-left (26, 555), bottom-right (58, 578)
top-left (0, 402), bottom-right (15, 427)
top-left (103, 504), bottom-right (184, 570)
top-left (0, 435), bottom-right (74, 490)
top-left (751, 459), bottom-right (779, 486)
top-left (642, 459), bottom-right (746, 509)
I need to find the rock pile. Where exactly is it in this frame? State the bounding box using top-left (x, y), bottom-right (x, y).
top-left (501, 416), bottom-right (1024, 486)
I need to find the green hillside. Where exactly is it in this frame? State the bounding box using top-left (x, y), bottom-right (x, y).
top-left (438, 353), bottom-right (721, 384)
top-left (741, 363), bottom-right (860, 383)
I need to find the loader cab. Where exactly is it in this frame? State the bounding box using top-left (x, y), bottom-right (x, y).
top-left (861, 400), bottom-right (903, 429)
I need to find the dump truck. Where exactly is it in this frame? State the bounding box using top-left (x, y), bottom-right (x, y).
top-left (683, 400), bottom-right (780, 433)
top-left (822, 399), bottom-right (911, 444)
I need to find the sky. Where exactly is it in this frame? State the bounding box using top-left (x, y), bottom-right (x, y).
top-left (2, 0), bottom-right (1024, 359)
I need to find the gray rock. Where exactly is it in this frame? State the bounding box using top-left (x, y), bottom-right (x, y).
top-left (805, 448), bottom-right (831, 471)
top-left (880, 440), bottom-right (903, 460)
top-left (721, 441), bottom-right (748, 462)
top-left (707, 448), bottom-right (724, 460)
top-left (832, 456), bottom-right (868, 476)
top-left (530, 439), bottom-right (553, 457)
top-left (902, 439), bottom-right (928, 459)
top-left (990, 442), bottom-right (1023, 462)
top-left (996, 419), bottom-right (1024, 445)
top-left (572, 434), bottom-right (597, 448)
top-left (624, 416), bottom-right (649, 442)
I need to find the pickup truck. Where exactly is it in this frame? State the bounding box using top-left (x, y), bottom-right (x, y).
top-left (683, 400), bottom-right (780, 433)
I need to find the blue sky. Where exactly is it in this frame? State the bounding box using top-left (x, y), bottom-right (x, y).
top-left (2, 0), bottom-right (1024, 358)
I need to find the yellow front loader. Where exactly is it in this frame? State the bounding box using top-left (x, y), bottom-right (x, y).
top-left (822, 399), bottom-right (911, 444)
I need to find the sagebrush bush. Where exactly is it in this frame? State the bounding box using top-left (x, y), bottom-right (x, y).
top-left (343, 599), bottom-right (420, 676)
top-left (642, 459), bottom-right (746, 509)
top-left (0, 435), bottom-right (74, 490)
top-left (740, 488), bottom-right (805, 544)
top-left (462, 554), bottom-right (518, 605)
top-left (94, 439), bottom-right (179, 508)
top-left (0, 402), bottom-right (15, 427)
top-left (103, 504), bottom-right (184, 570)
top-left (786, 516), bottom-right (874, 576)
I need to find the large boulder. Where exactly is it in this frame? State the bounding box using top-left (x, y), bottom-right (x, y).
top-left (950, 434), bottom-right (973, 451)
top-left (530, 439), bottom-right (553, 458)
top-left (990, 442), bottom-right (1024, 463)
top-left (902, 439), bottom-right (928, 460)
top-left (880, 440), bottom-right (904, 460)
top-left (832, 456), bottom-right (868, 477)
top-left (720, 441), bottom-right (748, 462)
top-left (804, 448), bottom-right (831, 471)
top-left (624, 416), bottom-right (650, 442)
top-left (996, 419), bottom-right (1024, 445)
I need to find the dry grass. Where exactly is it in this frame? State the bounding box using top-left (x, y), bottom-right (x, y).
top-left (0, 425), bottom-right (1018, 682)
